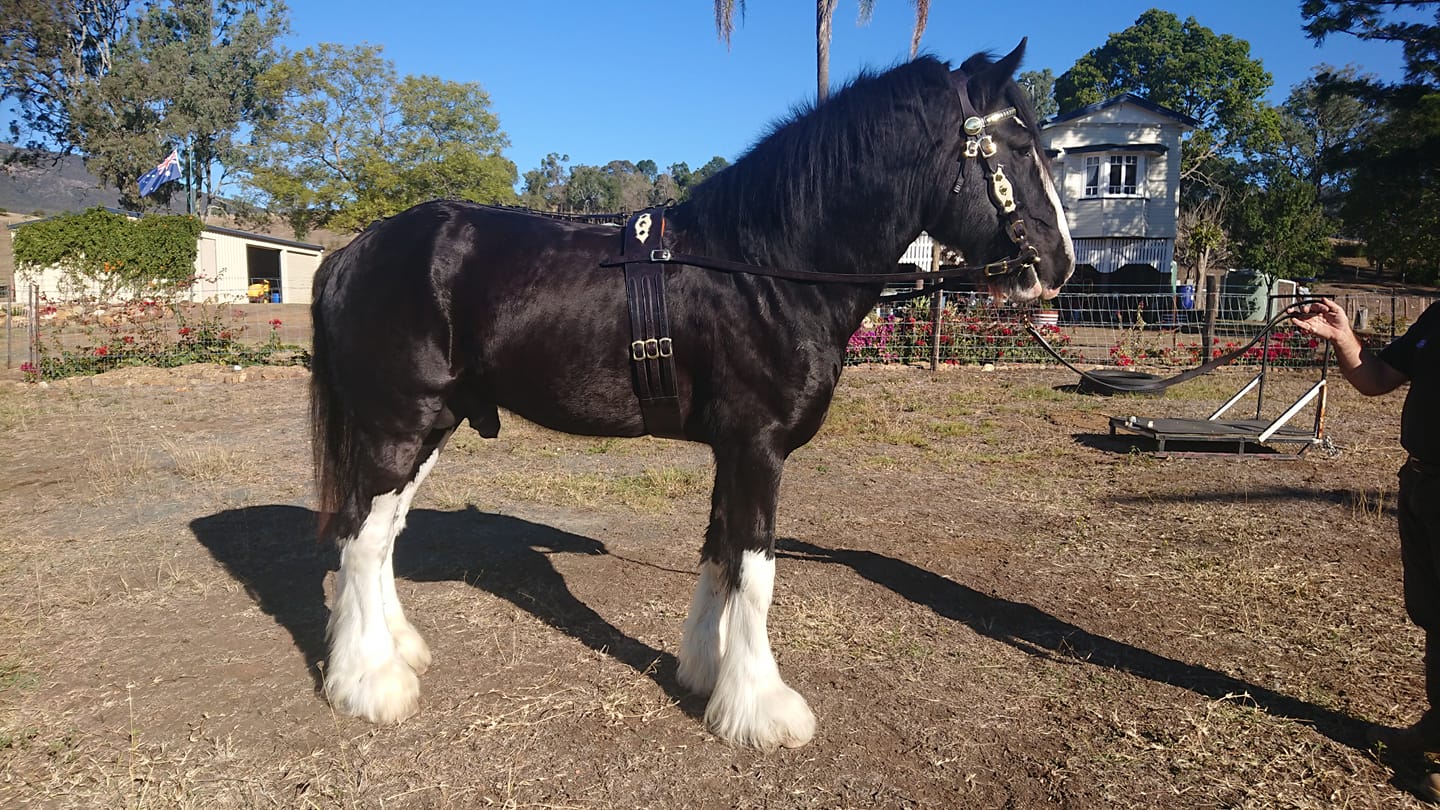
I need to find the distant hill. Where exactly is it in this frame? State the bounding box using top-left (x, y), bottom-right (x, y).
top-left (0, 144), bottom-right (186, 216)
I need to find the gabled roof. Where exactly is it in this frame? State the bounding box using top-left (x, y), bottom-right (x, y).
top-left (1043, 92), bottom-right (1200, 128)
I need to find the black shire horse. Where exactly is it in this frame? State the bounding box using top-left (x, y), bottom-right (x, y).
top-left (309, 42), bottom-right (1074, 750)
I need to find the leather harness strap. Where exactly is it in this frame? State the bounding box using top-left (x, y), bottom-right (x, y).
top-left (621, 207), bottom-right (685, 439)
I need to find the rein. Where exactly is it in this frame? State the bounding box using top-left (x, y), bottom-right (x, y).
top-left (1025, 298), bottom-right (1331, 394)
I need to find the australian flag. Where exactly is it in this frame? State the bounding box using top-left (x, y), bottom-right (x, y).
top-left (137, 149), bottom-right (182, 197)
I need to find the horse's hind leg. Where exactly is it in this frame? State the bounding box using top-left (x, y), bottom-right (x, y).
top-left (379, 427), bottom-right (453, 675)
top-left (326, 425), bottom-right (451, 724)
top-left (679, 441), bottom-right (816, 750)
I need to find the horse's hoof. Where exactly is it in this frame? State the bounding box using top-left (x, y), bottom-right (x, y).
top-left (705, 681), bottom-right (816, 751)
top-left (325, 657), bottom-right (421, 725)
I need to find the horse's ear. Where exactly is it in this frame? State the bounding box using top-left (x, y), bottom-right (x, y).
top-left (956, 38), bottom-right (1027, 109)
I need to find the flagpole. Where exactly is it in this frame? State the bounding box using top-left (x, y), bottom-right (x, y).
top-left (185, 135), bottom-right (196, 216)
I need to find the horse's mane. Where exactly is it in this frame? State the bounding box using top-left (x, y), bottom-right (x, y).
top-left (675, 56), bottom-right (963, 264)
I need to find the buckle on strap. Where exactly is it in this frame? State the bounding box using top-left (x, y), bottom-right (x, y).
top-left (650, 249), bottom-right (672, 262)
top-left (630, 338), bottom-right (674, 361)
top-left (983, 259), bottom-right (1012, 277)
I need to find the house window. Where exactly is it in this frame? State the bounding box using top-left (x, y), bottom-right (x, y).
top-left (1083, 154), bottom-right (1143, 198)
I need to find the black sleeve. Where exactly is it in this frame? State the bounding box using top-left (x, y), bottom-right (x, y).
top-left (1380, 301), bottom-right (1440, 378)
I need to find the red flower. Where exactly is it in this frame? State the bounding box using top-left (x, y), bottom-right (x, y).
top-left (94, 346), bottom-right (108, 357)
top-left (122, 335), bottom-right (135, 344)
top-left (178, 327), bottom-right (193, 337)
top-left (268, 318), bottom-right (282, 328)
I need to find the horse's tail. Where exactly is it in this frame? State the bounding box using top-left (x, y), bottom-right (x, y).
top-left (309, 248), bottom-right (359, 542)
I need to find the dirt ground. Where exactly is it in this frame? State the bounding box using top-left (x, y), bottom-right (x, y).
top-left (0, 361), bottom-right (1433, 808)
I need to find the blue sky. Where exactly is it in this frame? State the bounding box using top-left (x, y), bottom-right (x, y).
top-left (279, 1), bottom-right (1411, 179)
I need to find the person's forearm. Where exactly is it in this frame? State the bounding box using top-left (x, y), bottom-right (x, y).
top-left (1330, 329), bottom-right (1401, 396)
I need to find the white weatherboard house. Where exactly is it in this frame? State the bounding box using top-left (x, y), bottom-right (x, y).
top-left (1041, 93), bottom-right (1198, 287)
top-left (10, 214), bottom-right (324, 304)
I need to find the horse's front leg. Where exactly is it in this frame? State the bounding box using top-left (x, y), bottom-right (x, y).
top-left (678, 440), bottom-right (816, 750)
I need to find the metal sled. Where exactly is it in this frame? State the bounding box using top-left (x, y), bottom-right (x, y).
top-left (1108, 365), bottom-right (1330, 458)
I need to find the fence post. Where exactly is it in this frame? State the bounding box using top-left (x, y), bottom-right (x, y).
top-left (28, 284), bottom-right (39, 371)
top-left (928, 247), bottom-right (942, 371)
top-left (1202, 275), bottom-right (1221, 361)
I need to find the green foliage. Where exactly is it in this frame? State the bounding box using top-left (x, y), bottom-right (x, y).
top-left (74, 0), bottom-right (288, 212)
top-left (1018, 68), bottom-right (1058, 119)
top-left (1055, 9), bottom-right (1279, 166)
top-left (1228, 170), bottom-right (1335, 279)
top-left (1302, 1), bottom-right (1440, 87)
top-left (12, 208), bottom-right (202, 297)
top-left (0, 0), bottom-right (130, 154)
top-left (1340, 92), bottom-right (1440, 282)
top-left (518, 153), bottom-right (728, 214)
top-left (245, 42), bottom-right (518, 235)
top-left (1274, 65), bottom-right (1371, 205)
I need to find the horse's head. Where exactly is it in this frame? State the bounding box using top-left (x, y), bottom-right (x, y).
top-left (929, 40), bottom-right (1074, 303)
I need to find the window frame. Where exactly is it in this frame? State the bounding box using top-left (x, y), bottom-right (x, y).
top-left (1080, 153), bottom-right (1145, 199)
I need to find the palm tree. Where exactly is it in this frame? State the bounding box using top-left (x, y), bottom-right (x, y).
top-left (714, 1), bottom-right (930, 103)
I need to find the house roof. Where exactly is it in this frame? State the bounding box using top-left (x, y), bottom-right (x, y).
top-left (1043, 92), bottom-right (1200, 128)
top-left (8, 207), bottom-right (324, 252)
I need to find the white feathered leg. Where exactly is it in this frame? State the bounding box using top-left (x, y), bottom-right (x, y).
top-left (325, 491), bottom-right (421, 724)
top-left (678, 559), bottom-right (727, 695)
top-left (380, 449), bottom-right (440, 675)
top-left (703, 550), bottom-right (816, 750)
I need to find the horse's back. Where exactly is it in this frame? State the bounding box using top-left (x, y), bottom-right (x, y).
top-left (312, 201), bottom-right (645, 437)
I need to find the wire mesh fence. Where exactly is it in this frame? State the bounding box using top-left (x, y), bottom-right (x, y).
top-left (5, 284), bottom-right (1437, 380)
top-left (8, 285), bottom-right (312, 380)
top-left (846, 286), bottom-right (1438, 370)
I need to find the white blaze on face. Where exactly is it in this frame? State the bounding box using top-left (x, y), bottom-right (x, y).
top-left (1039, 157), bottom-right (1075, 281)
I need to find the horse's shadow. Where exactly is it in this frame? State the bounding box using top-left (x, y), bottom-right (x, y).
top-left (776, 537), bottom-right (1440, 799)
top-left (193, 506), bottom-right (1422, 793)
top-left (776, 538), bottom-right (1376, 747)
top-left (188, 505), bottom-right (697, 714)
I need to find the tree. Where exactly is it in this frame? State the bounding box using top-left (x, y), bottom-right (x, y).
top-left (715, 1), bottom-right (929, 103)
top-left (565, 164), bottom-right (618, 213)
top-left (520, 152), bottom-right (569, 211)
top-left (74, 0), bottom-right (288, 214)
top-left (1228, 169), bottom-right (1335, 279)
top-left (1055, 9), bottom-right (1279, 178)
top-left (0, 0), bottom-right (132, 158)
top-left (1337, 93), bottom-right (1440, 282)
top-left (245, 42), bottom-right (518, 235)
top-left (1302, 1), bottom-right (1440, 279)
top-left (1302, 1), bottom-right (1440, 87)
top-left (690, 156), bottom-right (730, 188)
top-left (1018, 68), bottom-right (1057, 119)
top-left (1273, 65), bottom-right (1370, 205)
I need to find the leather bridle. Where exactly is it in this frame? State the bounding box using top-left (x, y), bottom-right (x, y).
top-left (948, 72), bottom-right (1044, 283)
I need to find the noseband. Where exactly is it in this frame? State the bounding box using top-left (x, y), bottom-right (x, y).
top-left (950, 73), bottom-right (1043, 281)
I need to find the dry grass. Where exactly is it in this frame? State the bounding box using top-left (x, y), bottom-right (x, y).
top-left (0, 364), bottom-right (1432, 808)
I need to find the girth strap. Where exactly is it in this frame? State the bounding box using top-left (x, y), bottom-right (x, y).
top-left (621, 207), bottom-right (685, 439)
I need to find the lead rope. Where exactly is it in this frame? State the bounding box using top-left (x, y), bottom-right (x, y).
top-left (1024, 297), bottom-right (1332, 394)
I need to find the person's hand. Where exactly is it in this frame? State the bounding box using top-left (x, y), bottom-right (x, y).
top-left (1289, 298), bottom-right (1352, 344)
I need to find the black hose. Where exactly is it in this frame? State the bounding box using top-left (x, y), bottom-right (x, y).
top-left (1026, 297), bottom-right (1330, 395)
